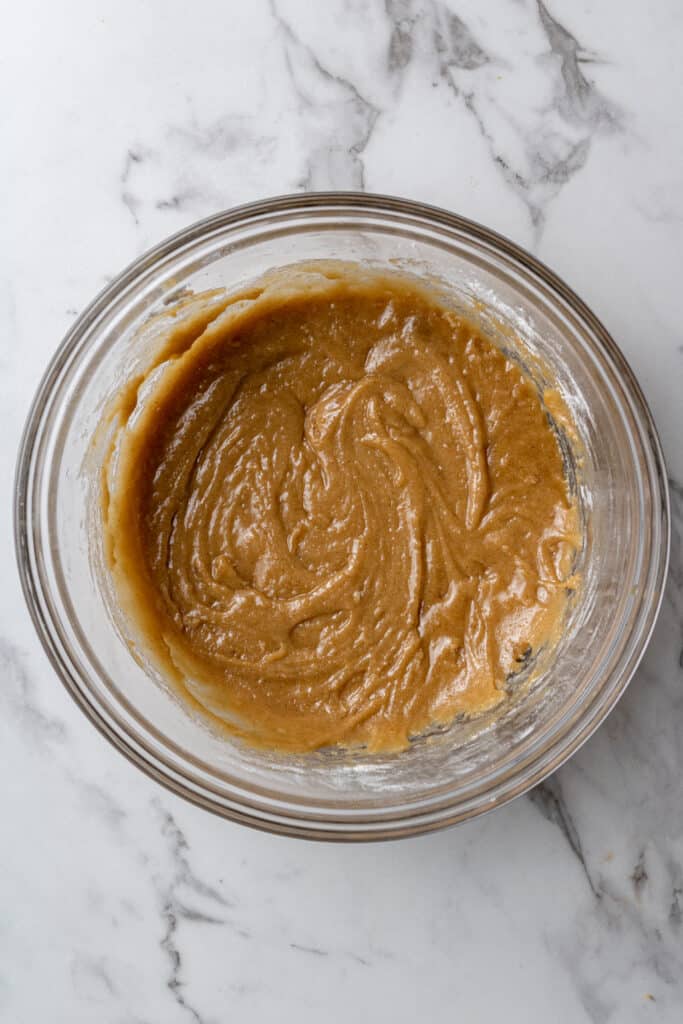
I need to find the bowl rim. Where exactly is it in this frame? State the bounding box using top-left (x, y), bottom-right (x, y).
top-left (14, 190), bottom-right (671, 841)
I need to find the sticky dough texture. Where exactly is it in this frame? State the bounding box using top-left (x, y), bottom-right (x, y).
top-left (104, 263), bottom-right (580, 752)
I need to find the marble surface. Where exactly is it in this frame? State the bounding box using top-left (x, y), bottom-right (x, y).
top-left (2, 1), bottom-right (682, 1020)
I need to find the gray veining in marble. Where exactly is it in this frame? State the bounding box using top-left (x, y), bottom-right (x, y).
top-left (2, 1), bottom-right (682, 1021)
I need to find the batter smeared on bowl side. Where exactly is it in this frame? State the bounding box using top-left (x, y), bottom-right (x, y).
top-left (102, 262), bottom-right (580, 752)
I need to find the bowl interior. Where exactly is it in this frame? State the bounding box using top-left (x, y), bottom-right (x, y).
top-left (19, 196), bottom-right (668, 836)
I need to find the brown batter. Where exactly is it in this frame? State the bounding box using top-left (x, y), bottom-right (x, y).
top-left (102, 262), bottom-right (580, 753)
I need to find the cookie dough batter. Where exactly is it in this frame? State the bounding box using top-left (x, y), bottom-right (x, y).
top-left (103, 263), bottom-right (580, 752)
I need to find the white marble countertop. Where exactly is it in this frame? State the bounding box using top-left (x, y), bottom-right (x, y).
top-left (2, 1), bottom-right (682, 1020)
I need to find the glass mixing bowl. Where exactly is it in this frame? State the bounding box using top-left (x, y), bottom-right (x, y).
top-left (14, 193), bottom-right (670, 840)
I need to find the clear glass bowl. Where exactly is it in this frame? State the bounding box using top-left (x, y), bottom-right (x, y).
top-left (14, 193), bottom-right (670, 840)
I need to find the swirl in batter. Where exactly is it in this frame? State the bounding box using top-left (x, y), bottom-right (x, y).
top-left (103, 263), bottom-right (580, 752)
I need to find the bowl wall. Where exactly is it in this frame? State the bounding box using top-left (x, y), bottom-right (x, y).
top-left (15, 194), bottom-right (669, 838)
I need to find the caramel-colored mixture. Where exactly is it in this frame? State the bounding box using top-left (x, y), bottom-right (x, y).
top-left (103, 263), bottom-right (580, 752)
